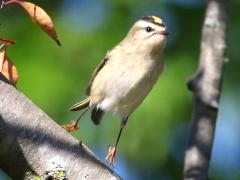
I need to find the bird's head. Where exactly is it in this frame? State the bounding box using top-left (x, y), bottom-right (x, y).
top-left (124, 16), bottom-right (169, 54)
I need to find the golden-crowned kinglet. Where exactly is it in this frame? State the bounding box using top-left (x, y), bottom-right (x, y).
top-left (67, 16), bottom-right (169, 165)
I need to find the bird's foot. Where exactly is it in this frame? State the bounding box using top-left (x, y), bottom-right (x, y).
top-left (105, 146), bottom-right (117, 167)
top-left (62, 120), bottom-right (78, 132)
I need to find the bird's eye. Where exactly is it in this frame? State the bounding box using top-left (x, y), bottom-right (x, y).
top-left (145, 26), bottom-right (154, 32)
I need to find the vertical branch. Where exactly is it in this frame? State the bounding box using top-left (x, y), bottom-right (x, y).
top-left (183, 0), bottom-right (230, 179)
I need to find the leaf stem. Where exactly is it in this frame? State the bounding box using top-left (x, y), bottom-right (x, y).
top-left (3, 0), bottom-right (20, 6)
top-left (0, 38), bottom-right (16, 45)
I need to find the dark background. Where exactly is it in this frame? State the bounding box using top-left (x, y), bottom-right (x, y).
top-left (1, 0), bottom-right (240, 179)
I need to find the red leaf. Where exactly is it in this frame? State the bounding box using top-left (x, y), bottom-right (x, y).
top-left (0, 44), bottom-right (18, 86)
top-left (4, 0), bottom-right (61, 46)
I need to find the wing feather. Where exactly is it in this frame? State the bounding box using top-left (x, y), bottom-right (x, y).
top-left (85, 57), bottom-right (109, 95)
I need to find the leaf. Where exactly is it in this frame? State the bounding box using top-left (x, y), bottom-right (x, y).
top-left (16, 1), bottom-right (61, 46)
top-left (0, 45), bottom-right (4, 72)
top-left (0, 43), bottom-right (18, 86)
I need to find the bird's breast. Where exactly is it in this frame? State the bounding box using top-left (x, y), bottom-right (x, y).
top-left (91, 55), bottom-right (164, 117)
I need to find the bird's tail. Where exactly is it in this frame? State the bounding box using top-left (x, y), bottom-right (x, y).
top-left (91, 107), bottom-right (104, 125)
top-left (69, 97), bottom-right (90, 111)
top-left (70, 96), bottom-right (104, 125)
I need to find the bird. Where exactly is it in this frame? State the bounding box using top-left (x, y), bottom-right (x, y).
top-left (62, 15), bottom-right (169, 166)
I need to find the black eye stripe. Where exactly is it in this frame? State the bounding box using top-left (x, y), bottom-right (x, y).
top-left (145, 26), bottom-right (154, 32)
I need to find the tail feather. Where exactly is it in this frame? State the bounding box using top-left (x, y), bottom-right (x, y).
top-left (91, 107), bottom-right (104, 125)
top-left (70, 97), bottom-right (90, 111)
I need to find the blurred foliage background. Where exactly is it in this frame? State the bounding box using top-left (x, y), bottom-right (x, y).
top-left (1, 0), bottom-right (240, 179)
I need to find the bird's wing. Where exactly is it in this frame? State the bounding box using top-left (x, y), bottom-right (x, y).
top-left (85, 57), bottom-right (109, 95)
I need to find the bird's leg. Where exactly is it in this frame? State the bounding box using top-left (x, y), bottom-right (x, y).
top-left (106, 117), bottom-right (128, 167)
top-left (62, 108), bottom-right (89, 132)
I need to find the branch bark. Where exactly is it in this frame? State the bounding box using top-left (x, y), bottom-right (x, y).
top-left (0, 74), bottom-right (120, 179)
top-left (183, 0), bottom-right (230, 179)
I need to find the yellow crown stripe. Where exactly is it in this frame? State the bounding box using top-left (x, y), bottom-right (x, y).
top-left (149, 16), bottom-right (163, 24)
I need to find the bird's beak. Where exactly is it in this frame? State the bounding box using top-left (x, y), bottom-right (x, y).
top-left (160, 29), bottom-right (170, 36)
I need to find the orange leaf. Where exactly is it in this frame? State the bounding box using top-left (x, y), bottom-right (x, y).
top-left (0, 45), bottom-right (4, 72)
top-left (17, 1), bottom-right (61, 46)
top-left (0, 45), bottom-right (18, 85)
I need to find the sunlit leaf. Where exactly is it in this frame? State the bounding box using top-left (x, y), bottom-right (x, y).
top-left (0, 43), bottom-right (18, 86)
top-left (19, 1), bottom-right (61, 46)
top-left (4, 0), bottom-right (61, 46)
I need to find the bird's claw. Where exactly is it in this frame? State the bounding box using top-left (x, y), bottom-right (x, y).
top-left (105, 146), bottom-right (116, 167)
top-left (62, 120), bottom-right (78, 132)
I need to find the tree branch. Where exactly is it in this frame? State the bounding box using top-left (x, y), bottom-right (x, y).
top-left (183, 0), bottom-right (230, 179)
top-left (0, 74), bottom-right (120, 179)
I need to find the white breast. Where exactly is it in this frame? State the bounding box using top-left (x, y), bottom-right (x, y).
top-left (90, 52), bottom-right (164, 118)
